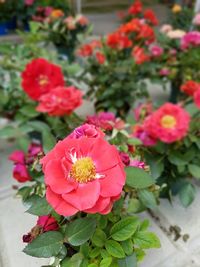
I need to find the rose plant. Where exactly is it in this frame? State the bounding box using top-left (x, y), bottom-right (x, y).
top-left (78, 1), bottom-right (158, 117)
top-left (131, 98), bottom-right (200, 207)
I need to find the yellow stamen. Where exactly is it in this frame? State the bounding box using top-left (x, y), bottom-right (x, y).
top-left (70, 157), bottom-right (96, 183)
top-left (38, 75), bottom-right (49, 86)
top-left (161, 115), bottom-right (177, 129)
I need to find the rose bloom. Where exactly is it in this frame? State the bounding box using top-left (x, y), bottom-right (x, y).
top-left (159, 68), bottom-right (170, 76)
top-left (129, 159), bottom-right (145, 169)
top-left (106, 32), bottom-right (132, 50)
top-left (132, 124), bottom-right (157, 146)
top-left (194, 89), bottom-right (200, 109)
top-left (95, 51), bottom-right (106, 64)
top-left (68, 124), bottom-right (104, 139)
top-left (172, 4), bottom-right (182, 13)
top-left (137, 24), bottom-right (155, 43)
top-left (167, 29), bottom-right (186, 39)
top-left (180, 80), bottom-right (200, 96)
top-left (128, 0), bottom-right (142, 15)
top-left (118, 18), bottom-right (141, 34)
top-left (64, 16), bottom-right (76, 30)
top-left (9, 151), bottom-right (31, 183)
top-left (77, 44), bottom-right (93, 57)
top-left (76, 14), bottom-right (89, 26)
top-left (25, 0), bottom-right (35, 6)
top-left (193, 13), bottom-right (200, 26)
top-left (36, 86), bottom-right (82, 116)
top-left (21, 58), bottom-right (64, 100)
top-left (150, 45), bottom-right (163, 57)
top-left (181, 31), bottom-right (200, 49)
top-left (132, 46), bottom-right (150, 64)
top-left (41, 135), bottom-right (126, 216)
top-left (160, 24), bottom-right (173, 34)
top-left (144, 103), bottom-right (190, 143)
top-left (50, 9), bottom-right (64, 19)
top-left (134, 102), bottom-right (153, 121)
top-left (119, 152), bottom-right (130, 166)
top-left (23, 215), bottom-right (59, 243)
top-left (86, 112), bottom-right (124, 131)
top-left (144, 9), bottom-right (158, 26)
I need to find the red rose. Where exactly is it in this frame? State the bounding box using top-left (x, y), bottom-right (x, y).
top-left (132, 46), bottom-right (150, 64)
top-left (13, 163), bottom-right (31, 183)
top-left (41, 136), bottom-right (125, 216)
top-left (37, 215), bottom-right (59, 232)
top-left (128, 0), bottom-right (142, 15)
top-left (36, 86), bottom-right (82, 116)
top-left (144, 9), bottom-right (159, 26)
top-left (68, 124), bottom-right (105, 139)
top-left (107, 32), bottom-right (132, 50)
top-left (95, 51), bottom-right (106, 64)
top-left (21, 58), bottom-right (65, 100)
top-left (180, 80), bottom-right (200, 96)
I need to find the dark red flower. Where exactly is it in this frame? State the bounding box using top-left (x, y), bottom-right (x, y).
top-left (119, 152), bottom-right (130, 166)
top-left (107, 32), bottom-right (132, 50)
top-left (95, 51), bottom-right (106, 64)
top-left (144, 9), bottom-right (159, 26)
top-left (180, 80), bottom-right (200, 96)
top-left (132, 46), bottom-right (150, 64)
top-left (21, 58), bottom-right (65, 100)
top-left (128, 0), bottom-right (142, 15)
top-left (37, 215), bottom-right (59, 232)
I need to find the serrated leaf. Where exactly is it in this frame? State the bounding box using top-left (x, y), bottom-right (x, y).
top-left (105, 240), bottom-right (125, 258)
top-left (125, 167), bottom-right (155, 189)
top-left (23, 231), bottom-right (63, 258)
top-left (65, 217), bottom-right (96, 246)
top-left (110, 217), bottom-right (139, 241)
top-left (118, 254), bottom-right (137, 267)
top-left (26, 196), bottom-right (52, 216)
top-left (134, 231), bottom-right (161, 249)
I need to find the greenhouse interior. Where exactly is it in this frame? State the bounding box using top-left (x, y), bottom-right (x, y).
top-left (1, 0), bottom-right (200, 267)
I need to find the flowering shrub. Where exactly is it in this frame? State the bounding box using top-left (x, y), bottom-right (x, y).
top-left (39, 13), bottom-right (90, 60)
top-left (8, 122), bottom-right (161, 266)
top-left (78, 2), bottom-right (158, 116)
top-left (132, 99), bottom-right (200, 206)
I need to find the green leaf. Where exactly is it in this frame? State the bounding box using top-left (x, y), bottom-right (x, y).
top-left (26, 196), bottom-right (52, 216)
top-left (134, 232), bottom-right (161, 249)
top-left (138, 190), bottom-right (157, 210)
top-left (179, 183), bottom-right (196, 207)
top-left (168, 151), bottom-right (188, 166)
top-left (188, 164), bottom-right (200, 179)
top-left (20, 104), bottom-right (39, 118)
top-left (110, 217), bottom-right (139, 241)
top-left (0, 125), bottom-right (21, 139)
top-left (127, 138), bottom-right (142, 146)
top-left (91, 229), bottom-right (106, 247)
top-left (100, 257), bottom-right (112, 267)
top-left (67, 253), bottom-right (83, 267)
top-left (121, 239), bottom-right (133, 256)
top-left (118, 254), bottom-right (137, 267)
top-left (105, 240), bottom-right (125, 259)
top-left (89, 247), bottom-right (101, 258)
top-left (125, 167), bottom-right (155, 189)
top-left (127, 198), bottom-right (145, 214)
top-left (23, 231), bottom-right (63, 258)
top-left (65, 217), bottom-right (96, 246)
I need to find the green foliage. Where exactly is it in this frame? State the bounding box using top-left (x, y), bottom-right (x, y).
top-left (26, 196), bottom-right (52, 216)
top-left (65, 217), bottom-right (96, 246)
top-left (23, 231), bottom-right (64, 258)
top-left (125, 167), bottom-right (155, 189)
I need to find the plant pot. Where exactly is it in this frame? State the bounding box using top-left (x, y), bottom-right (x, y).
top-left (0, 18), bottom-right (17, 35)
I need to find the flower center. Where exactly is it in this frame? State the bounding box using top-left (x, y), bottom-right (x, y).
top-left (161, 115), bottom-right (177, 128)
top-left (38, 75), bottom-right (49, 86)
top-left (70, 157), bottom-right (96, 183)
